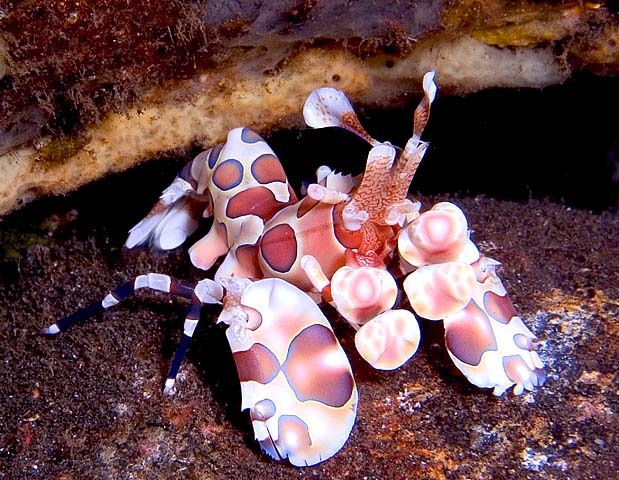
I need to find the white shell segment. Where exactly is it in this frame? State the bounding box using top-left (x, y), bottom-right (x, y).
top-left (330, 266), bottom-right (398, 327)
top-left (307, 183), bottom-right (350, 204)
top-left (323, 169), bottom-right (358, 194)
top-left (300, 255), bottom-right (331, 293)
top-left (154, 206), bottom-right (200, 250)
top-left (354, 309), bottom-right (421, 370)
top-left (188, 220), bottom-right (229, 271)
top-left (203, 128), bottom-right (292, 243)
top-left (125, 173), bottom-right (204, 250)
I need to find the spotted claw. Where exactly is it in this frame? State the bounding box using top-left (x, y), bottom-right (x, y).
top-left (219, 277), bottom-right (358, 466)
top-left (443, 258), bottom-right (546, 395)
top-left (402, 246), bottom-right (545, 395)
top-left (443, 297), bottom-right (545, 396)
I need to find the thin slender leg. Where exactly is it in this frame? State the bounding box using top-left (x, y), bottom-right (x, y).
top-left (41, 273), bottom-right (196, 334)
top-left (41, 273), bottom-right (224, 394)
top-left (163, 278), bottom-right (223, 394)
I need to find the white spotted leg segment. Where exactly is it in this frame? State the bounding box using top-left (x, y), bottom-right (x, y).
top-left (301, 259), bottom-right (421, 371)
top-left (329, 266), bottom-right (421, 370)
top-left (398, 202), bottom-right (480, 268)
top-left (125, 151), bottom-right (211, 250)
top-left (354, 309), bottom-right (421, 370)
top-left (330, 266), bottom-right (398, 327)
top-left (403, 262), bottom-right (477, 320)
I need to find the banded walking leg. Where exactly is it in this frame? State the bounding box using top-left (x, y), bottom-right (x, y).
top-left (163, 278), bottom-right (224, 394)
top-left (41, 273), bottom-right (196, 334)
top-left (41, 273), bottom-right (224, 394)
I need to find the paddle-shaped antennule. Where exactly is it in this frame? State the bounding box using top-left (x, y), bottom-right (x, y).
top-left (388, 70), bottom-right (437, 204)
top-left (342, 71), bottom-right (438, 232)
top-left (303, 87), bottom-right (377, 145)
top-left (407, 70), bottom-right (438, 150)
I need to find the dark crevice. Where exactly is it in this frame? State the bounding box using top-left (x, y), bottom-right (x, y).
top-left (270, 73), bottom-right (619, 213)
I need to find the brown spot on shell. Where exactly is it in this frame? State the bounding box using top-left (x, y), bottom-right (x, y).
top-left (445, 301), bottom-right (497, 366)
top-left (282, 324), bottom-right (354, 407)
top-left (240, 128), bottom-right (263, 144)
top-left (277, 415), bottom-right (312, 455)
top-left (483, 291), bottom-right (517, 324)
top-left (234, 343), bottom-right (280, 384)
top-left (226, 186), bottom-right (289, 220)
top-left (212, 159), bottom-right (244, 191)
top-left (260, 223), bottom-right (297, 273)
top-left (251, 153), bottom-right (287, 184)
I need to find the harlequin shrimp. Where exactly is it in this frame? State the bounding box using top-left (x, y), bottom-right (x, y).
top-left (42, 71), bottom-right (545, 466)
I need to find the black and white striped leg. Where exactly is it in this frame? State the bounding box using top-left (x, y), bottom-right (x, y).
top-left (163, 278), bottom-right (224, 394)
top-left (42, 273), bottom-right (225, 395)
top-left (41, 273), bottom-right (197, 334)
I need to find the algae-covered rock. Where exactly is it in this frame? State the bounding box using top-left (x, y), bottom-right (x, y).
top-left (0, 1), bottom-right (617, 216)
